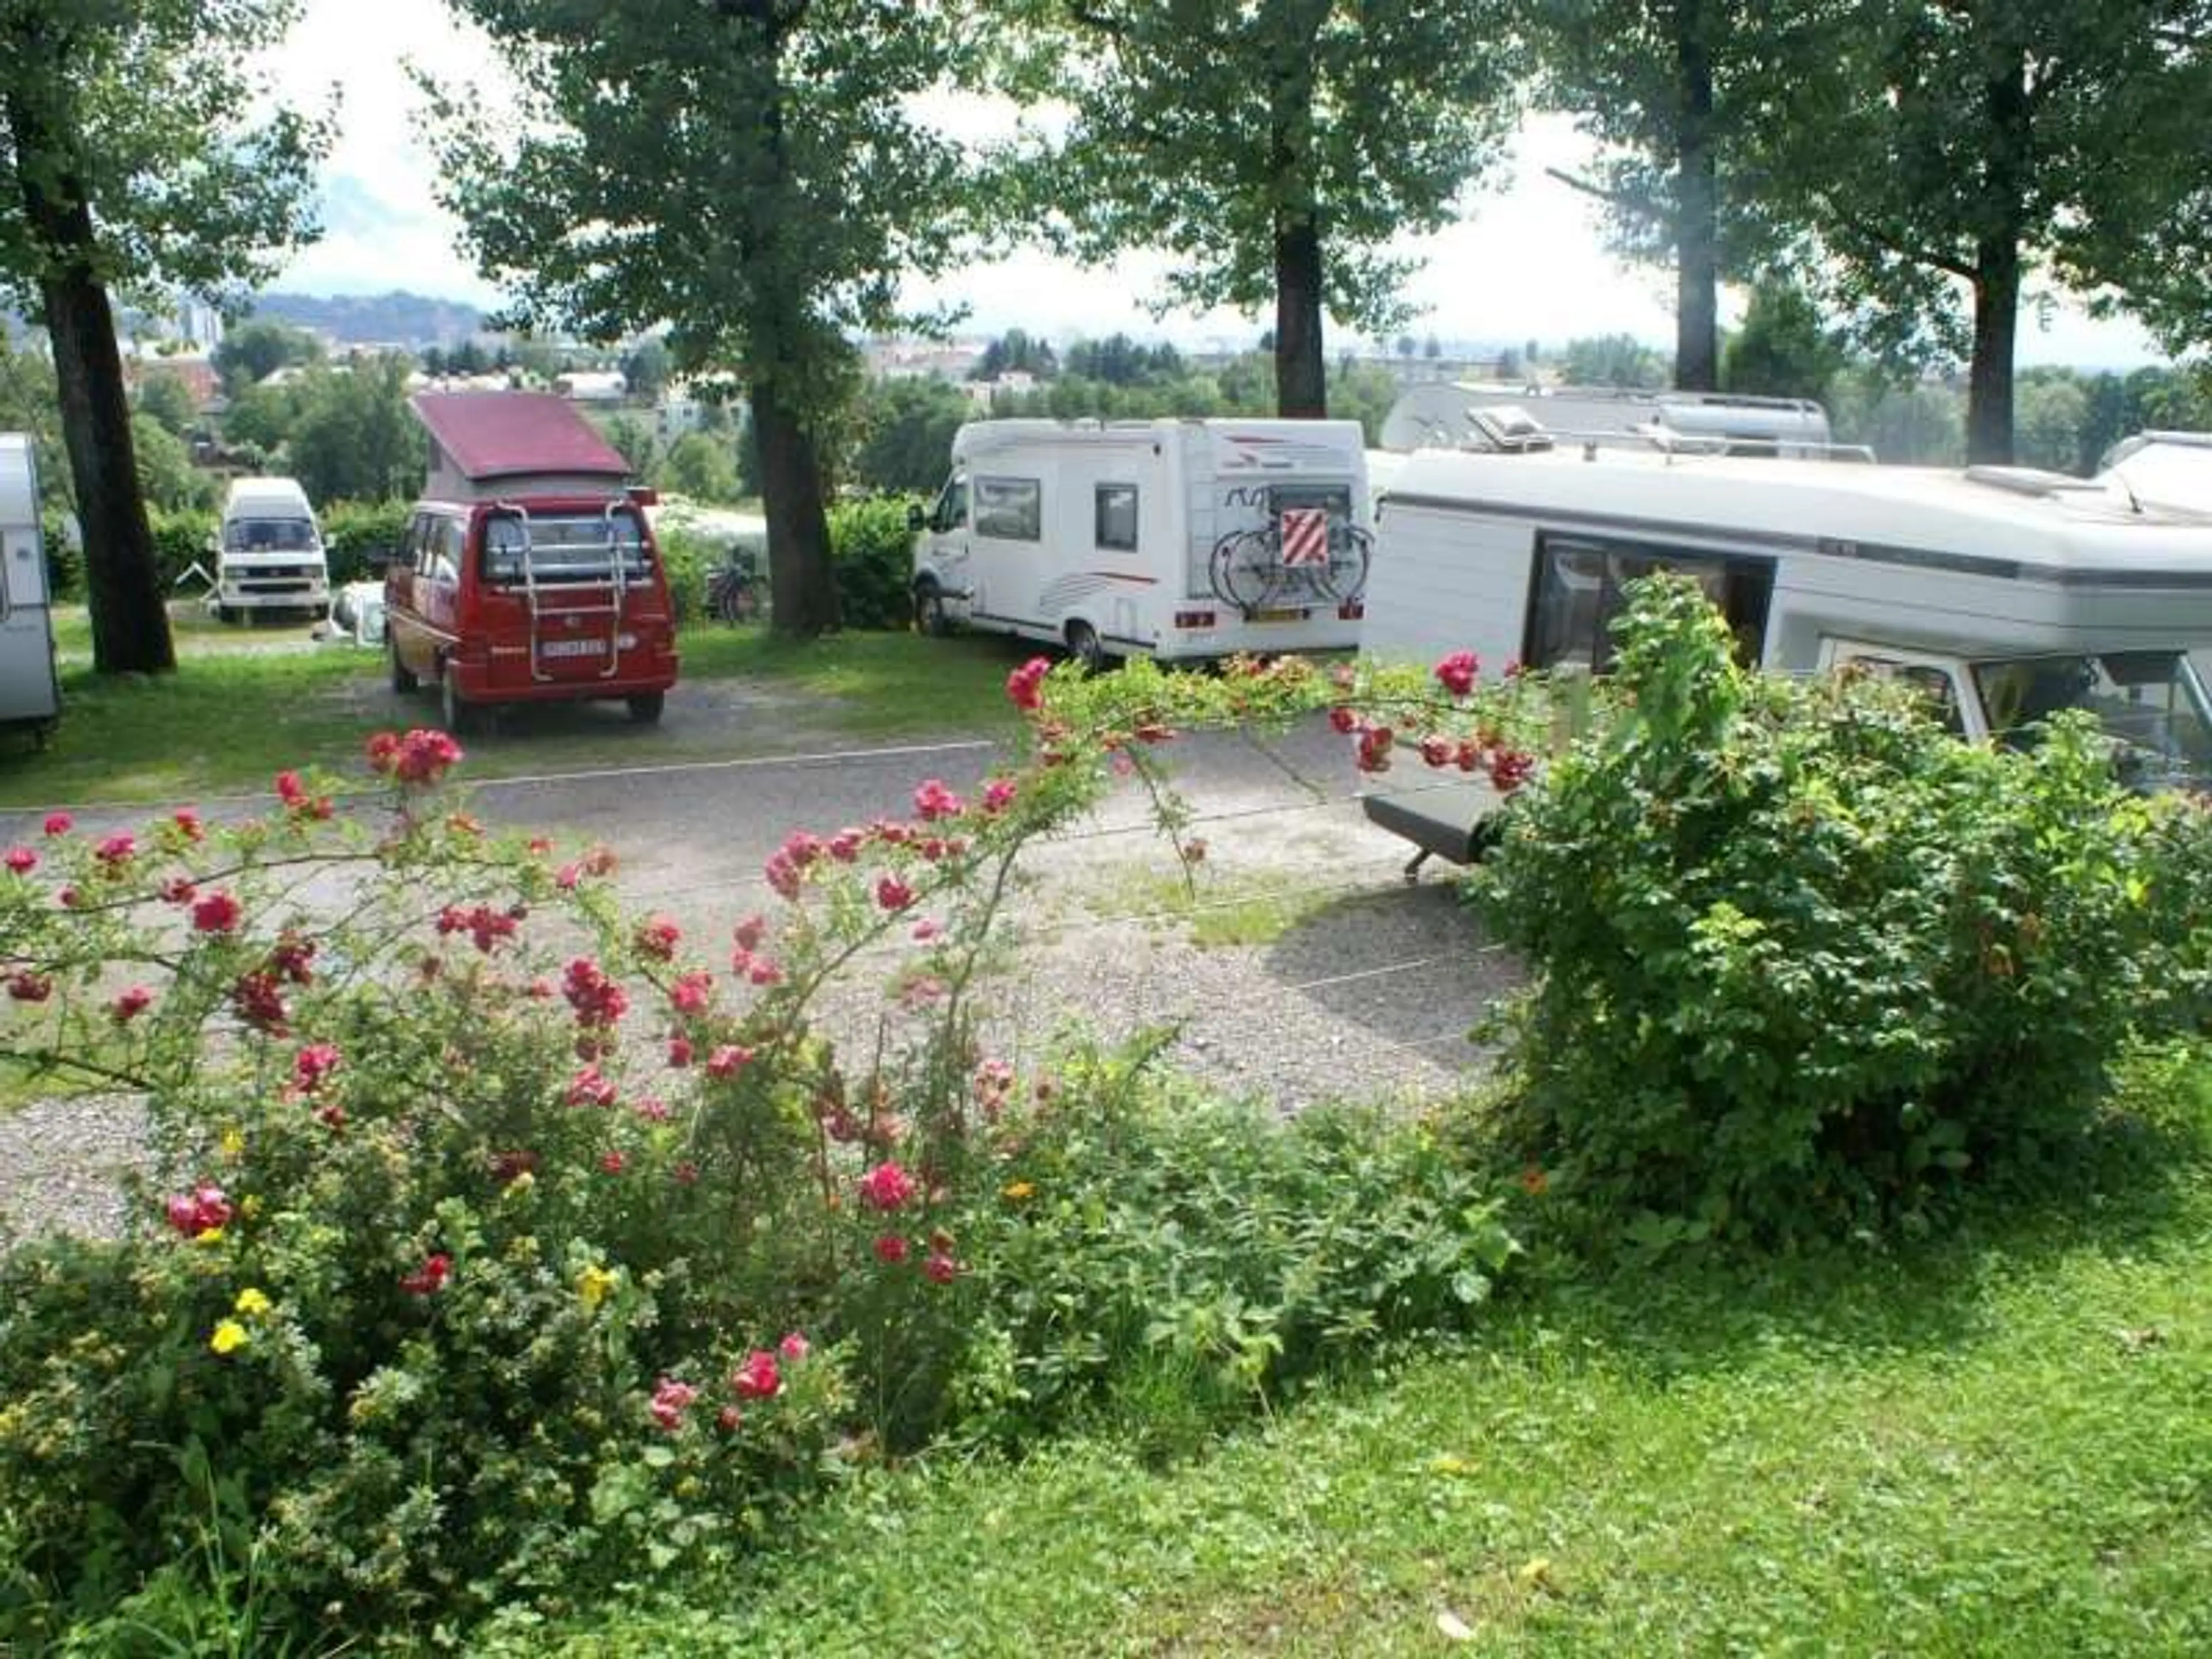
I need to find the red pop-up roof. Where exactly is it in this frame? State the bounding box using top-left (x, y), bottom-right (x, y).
top-left (411, 391), bottom-right (631, 484)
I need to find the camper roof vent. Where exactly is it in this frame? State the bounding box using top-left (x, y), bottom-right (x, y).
top-left (1964, 465), bottom-right (2111, 499)
top-left (1467, 406), bottom-right (1555, 453)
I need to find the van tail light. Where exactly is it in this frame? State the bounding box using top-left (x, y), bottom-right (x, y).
top-left (1337, 601), bottom-right (1365, 620)
top-left (1173, 609), bottom-right (1216, 629)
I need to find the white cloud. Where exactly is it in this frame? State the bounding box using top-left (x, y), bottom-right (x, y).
top-left (263, 1), bottom-right (2164, 368)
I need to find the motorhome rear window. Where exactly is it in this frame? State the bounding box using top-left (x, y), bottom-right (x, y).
top-left (480, 511), bottom-right (653, 584)
top-left (1096, 484), bottom-right (1139, 551)
top-left (1525, 533), bottom-right (1774, 672)
top-left (1270, 484), bottom-right (1351, 520)
top-left (224, 517), bottom-right (317, 552)
top-left (974, 477), bottom-right (1041, 541)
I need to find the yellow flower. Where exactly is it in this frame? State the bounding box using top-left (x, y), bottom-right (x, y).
top-left (1001, 1180), bottom-right (1035, 1201)
top-left (503, 1170), bottom-right (536, 1198)
top-left (240, 1195), bottom-right (263, 1220)
top-left (576, 1264), bottom-right (618, 1310)
top-left (209, 1320), bottom-right (249, 1355)
top-left (233, 1287), bottom-right (272, 1318)
top-left (193, 1226), bottom-right (225, 1246)
top-left (219, 1126), bottom-right (245, 1159)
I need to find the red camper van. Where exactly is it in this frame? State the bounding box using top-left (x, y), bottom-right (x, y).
top-left (385, 392), bottom-right (679, 730)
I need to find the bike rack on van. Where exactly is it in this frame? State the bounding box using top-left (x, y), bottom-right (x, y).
top-left (495, 501), bottom-right (632, 683)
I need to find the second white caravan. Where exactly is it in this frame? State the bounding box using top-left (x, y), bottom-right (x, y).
top-left (910, 418), bottom-right (1372, 665)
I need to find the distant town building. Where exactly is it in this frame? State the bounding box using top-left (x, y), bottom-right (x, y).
top-left (555, 369), bottom-right (628, 403)
top-left (863, 338), bottom-right (986, 382)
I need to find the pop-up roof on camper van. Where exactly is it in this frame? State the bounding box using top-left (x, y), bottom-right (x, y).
top-left (411, 392), bottom-right (633, 501)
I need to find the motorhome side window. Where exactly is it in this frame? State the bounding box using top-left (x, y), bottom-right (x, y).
top-left (972, 476), bottom-right (1041, 542)
top-left (1095, 484), bottom-right (1139, 551)
top-left (1525, 534), bottom-right (1774, 672)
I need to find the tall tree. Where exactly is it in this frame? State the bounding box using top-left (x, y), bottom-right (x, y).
top-left (1533, 2), bottom-right (1790, 392)
top-left (212, 317), bottom-right (324, 395)
top-left (0, 0), bottom-right (327, 673)
top-left (1749, 1), bottom-right (2212, 463)
top-left (1007, 2), bottom-right (1517, 418)
top-left (429, 0), bottom-right (974, 638)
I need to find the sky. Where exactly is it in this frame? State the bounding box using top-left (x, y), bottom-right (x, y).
top-left (266, 0), bottom-right (2168, 369)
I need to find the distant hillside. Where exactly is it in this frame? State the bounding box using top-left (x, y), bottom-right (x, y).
top-left (249, 291), bottom-right (484, 348)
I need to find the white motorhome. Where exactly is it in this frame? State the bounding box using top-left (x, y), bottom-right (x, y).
top-left (1359, 445), bottom-right (2212, 869)
top-left (910, 418), bottom-right (1372, 666)
top-left (1379, 381), bottom-right (1836, 458)
top-left (213, 476), bottom-right (330, 620)
top-left (2100, 431), bottom-right (2212, 514)
top-left (0, 434), bottom-right (59, 745)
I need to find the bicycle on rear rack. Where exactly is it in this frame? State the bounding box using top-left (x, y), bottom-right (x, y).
top-left (704, 546), bottom-right (763, 624)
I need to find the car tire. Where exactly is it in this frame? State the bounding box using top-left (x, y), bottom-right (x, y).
top-left (626, 691), bottom-right (665, 725)
top-left (1066, 620), bottom-right (1105, 675)
top-left (440, 666), bottom-right (475, 735)
top-left (389, 636), bottom-right (418, 694)
top-left (914, 579), bottom-right (951, 638)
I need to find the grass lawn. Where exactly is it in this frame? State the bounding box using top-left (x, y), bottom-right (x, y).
top-left (532, 1051), bottom-right (2212, 1658)
top-left (2, 609), bottom-right (1027, 810)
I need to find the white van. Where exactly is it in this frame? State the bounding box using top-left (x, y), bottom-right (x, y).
top-left (1358, 443), bottom-right (2212, 871)
top-left (910, 418), bottom-right (1372, 666)
top-left (213, 476), bottom-right (329, 620)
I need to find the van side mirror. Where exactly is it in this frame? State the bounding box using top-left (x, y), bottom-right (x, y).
top-left (907, 502), bottom-right (926, 533)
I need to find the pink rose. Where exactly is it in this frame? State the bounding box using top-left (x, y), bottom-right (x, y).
top-left (731, 1349), bottom-right (781, 1400)
top-left (3, 846), bottom-right (35, 874)
top-left (873, 1233), bottom-right (910, 1265)
top-left (191, 891), bottom-right (243, 934)
top-left (40, 811), bottom-right (71, 836)
top-left (1434, 650), bottom-right (1479, 698)
top-left (857, 1160), bottom-right (917, 1211)
top-left (778, 1331), bottom-right (810, 1362)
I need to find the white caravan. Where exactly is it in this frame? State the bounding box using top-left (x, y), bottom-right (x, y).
top-left (0, 434), bottom-right (59, 745)
top-left (1378, 381), bottom-right (1836, 457)
top-left (213, 476), bottom-right (330, 620)
top-left (1358, 445), bottom-right (2212, 870)
top-left (909, 418), bottom-right (1372, 666)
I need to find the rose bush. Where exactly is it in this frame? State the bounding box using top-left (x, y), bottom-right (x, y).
top-left (0, 647), bottom-right (1533, 1650)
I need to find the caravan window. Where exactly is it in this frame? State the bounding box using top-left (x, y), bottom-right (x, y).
top-left (1095, 484), bottom-right (1139, 551)
top-left (973, 476), bottom-right (1041, 542)
top-left (1525, 533), bottom-right (1774, 672)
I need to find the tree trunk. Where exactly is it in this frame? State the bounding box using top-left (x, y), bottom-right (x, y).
top-left (1966, 249), bottom-right (2019, 466)
top-left (1273, 219), bottom-right (1327, 419)
top-left (1966, 53), bottom-right (2030, 466)
top-left (1673, 0), bottom-right (1720, 392)
top-left (751, 376), bottom-right (839, 638)
top-left (3, 84), bottom-right (173, 675)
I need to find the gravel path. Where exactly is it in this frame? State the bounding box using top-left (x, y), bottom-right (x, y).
top-left (1, 723), bottom-right (1521, 1244)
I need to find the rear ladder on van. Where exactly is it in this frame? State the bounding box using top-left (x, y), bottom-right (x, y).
top-left (498, 503), bottom-right (632, 682)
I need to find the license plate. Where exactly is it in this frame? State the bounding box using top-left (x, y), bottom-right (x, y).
top-left (541, 637), bottom-right (608, 659)
top-left (1253, 607), bottom-right (1306, 624)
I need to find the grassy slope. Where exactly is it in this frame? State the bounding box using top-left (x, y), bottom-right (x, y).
top-left (2, 613), bottom-right (1025, 810)
top-left (540, 1056), bottom-right (2212, 1658)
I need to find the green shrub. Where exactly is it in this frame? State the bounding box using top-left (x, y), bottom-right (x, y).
top-left (945, 1038), bottom-right (1513, 1455)
top-left (1474, 574), bottom-right (2183, 1242)
top-left (37, 508), bottom-right (79, 599)
top-left (147, 505), bottom-right (217, 589)
top-left (657, 525), bottom-right (715, 627)
top-left (317, 499), bottom-right (411, 586)
top-left (829, 495), bottom-right (918, 630)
